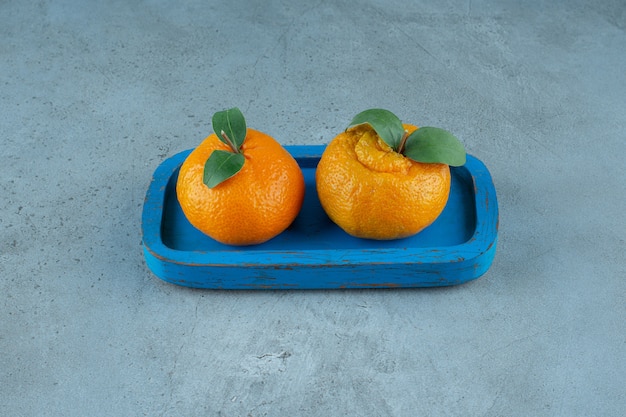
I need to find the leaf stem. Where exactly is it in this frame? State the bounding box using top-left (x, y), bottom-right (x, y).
top-left (397, 130), bottom-right (410, 155)
top-left (220, 130), bottom-right (240, 153)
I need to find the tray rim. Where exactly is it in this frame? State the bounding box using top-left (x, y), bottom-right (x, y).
top-left (142, 145), bottom-right (498, 269)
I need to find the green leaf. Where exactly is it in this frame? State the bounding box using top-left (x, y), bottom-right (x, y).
top-left (347, 109), bottom-right (405, 151)
top-left (211, 107), bottom-right (247, 152)
top-left (203, 150), bottom-right (245, 188)
top-left (403, 127), bottom-right (467, 166)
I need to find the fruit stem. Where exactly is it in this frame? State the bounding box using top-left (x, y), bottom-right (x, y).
top-left (220, 130), bottom-right (240, 153)
top-left (397, 130), bottom-right (410, 155)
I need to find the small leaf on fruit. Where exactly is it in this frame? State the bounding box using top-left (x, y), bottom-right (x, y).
top-left (347, 109), bottom-right (405, 151)
top-left (203, 150), bottom-right (245, 188)
top-left (212, 107), bottom-right (247, 151)
top-left (403, 127), bottom-right (466, 166)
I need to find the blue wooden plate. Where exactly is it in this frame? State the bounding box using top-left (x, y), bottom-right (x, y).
top-left (142, 145), bottom-right (498, 289)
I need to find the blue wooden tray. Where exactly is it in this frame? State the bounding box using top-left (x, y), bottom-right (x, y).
top-left (142, 145), bottom-right (498, 289)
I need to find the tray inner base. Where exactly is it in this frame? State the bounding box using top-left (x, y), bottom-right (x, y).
top-left (161, 157), bottom-right (477, 252)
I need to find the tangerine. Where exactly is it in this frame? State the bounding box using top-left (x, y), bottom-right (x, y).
top-left (176, 127), bottom-right (305, 246)
top-left (316, 123), bottom-right (451, 240)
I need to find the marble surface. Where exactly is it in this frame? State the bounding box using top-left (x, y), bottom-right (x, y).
top-left (1, 1), bottom-right (625, 415)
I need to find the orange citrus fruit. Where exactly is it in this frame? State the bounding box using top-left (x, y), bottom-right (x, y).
top-left (316, 123), bottom-right (451, 240)
top-left (176, 128), bottom-right (305, 246)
